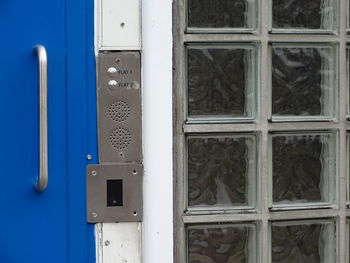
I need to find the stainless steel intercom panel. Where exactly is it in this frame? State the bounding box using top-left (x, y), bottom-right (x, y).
top-left (87, 51), bottom-right (143, 223)
top-left (87, 164), bottom-right (143, 223)
top-left (97, 52), bottom-right (142, 163)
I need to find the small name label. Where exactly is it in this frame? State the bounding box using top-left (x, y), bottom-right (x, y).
top-left (118, 82), bottom-right (131, 88)
top-left (117, 69), bottom-right (133, 75)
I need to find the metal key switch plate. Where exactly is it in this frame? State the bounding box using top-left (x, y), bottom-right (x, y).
top-left (87, 164), bottom-right (143, 223)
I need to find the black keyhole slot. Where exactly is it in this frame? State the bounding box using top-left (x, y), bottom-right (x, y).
top-left (107, 179), bottom-right (123, 207)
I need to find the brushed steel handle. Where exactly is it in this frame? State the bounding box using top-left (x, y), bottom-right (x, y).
top-left (35, 45), bottom-right (48, 192)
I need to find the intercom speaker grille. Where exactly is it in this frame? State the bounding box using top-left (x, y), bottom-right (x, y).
top-left (109, 127), bottom-right (132, 149)
top-left (108, 100), bottom-right (131, 122)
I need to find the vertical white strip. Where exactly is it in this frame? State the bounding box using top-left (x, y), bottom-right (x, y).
top-left (102, 223), bottom-right (142, 263)
top-left (142, 0), bottom-right (173, 262)
top-left (95, 0), bottom-right (173, 260)
top-left (97, 0), bottom-right (141, 50)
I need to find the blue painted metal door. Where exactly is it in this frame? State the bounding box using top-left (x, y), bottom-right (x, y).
top-left (0, 0), bottom-right (96, 262)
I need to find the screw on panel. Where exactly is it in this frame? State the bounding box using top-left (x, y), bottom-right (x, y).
top-left (130, 81), bottom-right (139, 89)
top-left (132, 169), bottom-right (137, 175)
top-left (86, 154), bottom-right (92, 160)
top-left (91, 170), bottom-right (97, 176)
top-left (116, 58), bottom-right (121, 64)
top-left (92, 212), bottom-right (98, 218)
top-left (133, 211), bottom-right (138, 216)
top-left (104, 240), bottom-right (110, 246)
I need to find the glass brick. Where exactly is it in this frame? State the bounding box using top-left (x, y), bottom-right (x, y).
top-left (271, 0), bottom-right (335, 33)
top-left (187, 134), bottom-right (257, 211)
top-left (188, 223), bottom-right (258, 263)
top-left (187, 0), bottom-right (257, 32)
top-left (270, 131), bottom-right (337, 209)
top-left (270, 43), bottom-right (337, 121)
top-left (271, 219), bottom-right (336, 263)
top-left (187, 44), bottom-right (258, 123)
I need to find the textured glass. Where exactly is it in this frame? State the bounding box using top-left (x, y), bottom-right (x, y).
top-left (187, 45), bottom-right (256, 121)
top-left (187, 135), bottom-right (256, 209)
top-left (271, 220), bottom-right (336, 263)
top-left (188, 0), bottom-right (256, 30)
top-left (271, 45), bottom-right (335, 120)
top-left (188, 223), bottom-right (257, 263)
top-left (272, 0), bottom-right (334, 31)
top-left (271, 132), bottom-right (336, 207)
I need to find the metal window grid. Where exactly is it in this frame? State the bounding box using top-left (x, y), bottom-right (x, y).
top-left (173, 0), bottom-right (350, 262)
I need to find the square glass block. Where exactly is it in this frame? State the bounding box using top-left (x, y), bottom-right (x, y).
top-left (187, 223), bottom-right (258, 263)
top-left (187, 0), bottom-right (257, 33)
top-left (270, 43), bottom-right (337, 122)
top-left (187, 134), bottom-right (257, 211)
top-left (270, 219), bottom-right (336, 263)
top-left (270, 0), bottom-right (336, 33)
top-left (270, 131), bottom-right (337, 210)
top-left (187, 44), bottom-right (258, 123)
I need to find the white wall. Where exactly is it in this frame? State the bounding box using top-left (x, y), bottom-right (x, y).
top-left (142, 0), bottom-right (173, 262)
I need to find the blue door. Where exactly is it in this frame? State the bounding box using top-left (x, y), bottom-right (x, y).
top-left (0, 1), bottom-right (96, 262)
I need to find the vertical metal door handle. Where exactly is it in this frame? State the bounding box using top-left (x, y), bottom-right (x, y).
top-left (35, 45), bottom-right (48, 192)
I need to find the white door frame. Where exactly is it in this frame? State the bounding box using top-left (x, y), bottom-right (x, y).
top-left (94, 0), bottom-right (174, 262)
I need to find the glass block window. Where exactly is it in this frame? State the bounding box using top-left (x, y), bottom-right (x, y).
top-left (187, 133), bottom-right (258, 211)
top-left (270, 43), bottom-right (337, 122)
top-left (186, 44), bottom-right (258, 123)
top-left (271, 219), bottom-right (336, 263)
top-left (187, 222), bottom-right (258, 263)
top-left (187, 0), bottom-right (258, 33)
top-left (174, 0), bottom-right (346, 262)
top-left (270, 0), bottom-right (336, 33)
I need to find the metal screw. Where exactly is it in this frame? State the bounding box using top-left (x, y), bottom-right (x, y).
top-left (108, 80), bottom-right (118, 87)
top-left (116, 58), bottom-right (121, 64)
top-left (91, 170), bottom-right (97, 176)
top-left (92, 212), bottom-right (98, 218)
top-left (133, 211), bottom-right (138, 216)
top-left (132, 169), bottom-right (137, 175)
top-left (86, 154), bottom-right (92, 160)
top-left (104, 240), bottom-right (110, 246)
top-left (120, 22), bottom-right (125, 28)
top-left (130, 81), bottom-right (139, 89)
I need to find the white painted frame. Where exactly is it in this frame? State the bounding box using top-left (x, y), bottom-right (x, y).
top-left (95, 0), bottom-right (142, 50)
top-left (94, 0), bottom-right (173, 262)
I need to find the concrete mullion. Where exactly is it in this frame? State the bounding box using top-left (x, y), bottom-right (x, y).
top-left (260, 0), bottom-right (270, 262)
